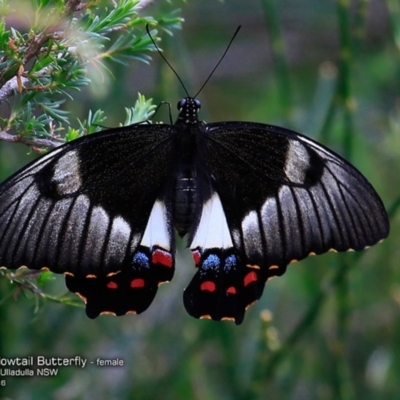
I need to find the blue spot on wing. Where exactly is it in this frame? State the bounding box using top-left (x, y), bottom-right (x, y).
top-left (132, 252), bottom-right (150, 268)
top-left (224, 254), bottom-right (237, 270)
top-left (202, 254), bottom-right (220, 270)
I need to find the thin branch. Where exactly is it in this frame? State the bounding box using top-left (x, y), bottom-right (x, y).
top-left (0, 130), bottom-right (63, 149)
top-left (23, 32), bottom-right (49, 64)
top-left (0, 75), bottom-right (29, 103)
top-left (65, 0), bottom-right (85, 15)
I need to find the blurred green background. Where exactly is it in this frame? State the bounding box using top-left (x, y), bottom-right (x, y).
top-left (1, 0), bottom-right (399, 399)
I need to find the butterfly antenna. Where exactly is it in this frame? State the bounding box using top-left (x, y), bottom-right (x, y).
top-left (146, 24), bottom-right (190, 98)
top-left (193, 25), bottom-right (241, 98)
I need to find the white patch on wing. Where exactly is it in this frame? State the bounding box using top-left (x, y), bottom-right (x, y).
top-left (59, 194), bottom-right (91, 263)
top-left (190, 192), bottom-right (233, 250)
top-left (242, 210), bottom-right (263, 259)
top-left (261, 196), bottom-right (283, 255)
top-left (242, 210), bottom-right (259, 234)
top-left (111, 216), bottom-right (131, 241)
top-left (52, 151), bottom-right (82, 194)
top-left (87, 206), bottom-right (110, 246)
top-left (140, 200), bottom-right (170, 250)
top-left (231, 228), bottom-right (241, 248)
top-left (81, 205), bottom-right (111, 267)
top-left (105, 216), bottom-right (132, 265)
top-left (278, 186), bottom-right (301, 249)
top-left (285, 140), bottom-right (310, 183)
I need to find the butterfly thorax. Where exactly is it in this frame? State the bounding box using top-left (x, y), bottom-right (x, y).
top-left (172, 97), bottom-right (203, 237)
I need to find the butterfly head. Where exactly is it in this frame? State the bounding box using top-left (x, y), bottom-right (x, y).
top-left (177, 97), bottom-right (201, 125)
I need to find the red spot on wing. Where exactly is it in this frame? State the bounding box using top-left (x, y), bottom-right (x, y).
top-left (244, 271), bottom-right (258, 287)
top-left (192, 250), bottom-right (201, 265)
top-left (130, 278), bottom-right (145, 288)
top-left (200, 281), bottom-right (216, 292)
top-left (226, 286), bottom-right (237, 295)
top-left (152, 249), bottom-right (173, 267)
top-left (107, 281), bottom-right (118, 289)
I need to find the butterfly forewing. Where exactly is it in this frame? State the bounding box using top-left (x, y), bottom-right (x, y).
top-left (203, 122), bottom-right (388, 263)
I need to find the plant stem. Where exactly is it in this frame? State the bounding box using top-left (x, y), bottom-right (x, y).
top-left (261, 0), bottom-right (292, 122)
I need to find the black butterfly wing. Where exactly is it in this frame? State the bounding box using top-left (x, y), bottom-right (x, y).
top-left (184, 121), bottom-right (389, 324)
top-left (0, 124), bottom-right (177, 317)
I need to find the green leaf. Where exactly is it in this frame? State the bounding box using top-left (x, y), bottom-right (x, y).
top-left (123, 93), bottom-right (156, 125)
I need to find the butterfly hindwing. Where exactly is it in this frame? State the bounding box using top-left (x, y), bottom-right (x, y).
top-left (184, 192), bottom-right (279, 324)
top-left (0, 124), bottom-right (177, 317)
top-left (66, 198), bottom-right (175, 318)
top-left (184, 248), bottom-right (271, 325)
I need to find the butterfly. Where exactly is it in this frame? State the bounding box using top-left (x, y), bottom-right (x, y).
top-left (0, 92), bottom-right (390, 324)
top-left (0, 24), bottom-right (390, 324)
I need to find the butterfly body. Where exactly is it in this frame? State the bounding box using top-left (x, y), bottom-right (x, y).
top-left (171, 99), bottom-right (205, 237)
top-left (0, 96), bottom-right (389, 324)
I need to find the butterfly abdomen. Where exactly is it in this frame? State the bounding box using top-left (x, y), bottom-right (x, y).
top-left (173, 162), bottom-right (200, 237)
